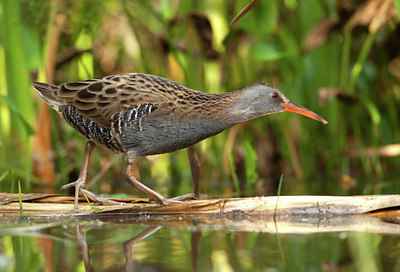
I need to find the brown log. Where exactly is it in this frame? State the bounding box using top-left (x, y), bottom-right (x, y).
top-left (0, 194), bottom-right (399, 217)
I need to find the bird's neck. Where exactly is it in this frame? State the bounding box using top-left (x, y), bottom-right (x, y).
top-left (221, 89), bottom-right (270, 124)
top-left (178, 87), bottom-right (276, 125)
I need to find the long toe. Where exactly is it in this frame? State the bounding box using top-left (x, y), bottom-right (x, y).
top-left (149, 197), bottom-right (186, 206)
top-left (81, 189), bottom-right (126, 206)
top-left (170, 193), bottom-right (199, 201)
top-left (61, 180), bottom-right (83, 191)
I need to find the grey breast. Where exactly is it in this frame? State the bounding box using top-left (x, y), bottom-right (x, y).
top-left (117, 108), bottom-right (230, 156)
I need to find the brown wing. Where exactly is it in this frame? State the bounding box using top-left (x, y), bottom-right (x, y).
top-left (57, 73), bottom-right (176, 128)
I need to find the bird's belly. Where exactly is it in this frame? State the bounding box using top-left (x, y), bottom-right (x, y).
top-left (119, 116), bottom-right (230, 156)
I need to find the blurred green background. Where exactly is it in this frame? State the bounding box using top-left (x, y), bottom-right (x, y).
top-left (0, 0), bottom-right (399, 199)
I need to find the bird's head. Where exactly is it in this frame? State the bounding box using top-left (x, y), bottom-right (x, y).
top-left (228, 82), bottom-right (328, 124)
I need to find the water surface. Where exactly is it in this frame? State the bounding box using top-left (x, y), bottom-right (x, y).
top-left (0, 211), bottom-right (399, 271)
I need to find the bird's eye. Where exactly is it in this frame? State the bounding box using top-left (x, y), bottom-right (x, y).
top-left (271, 93), bottom-right (279, 99)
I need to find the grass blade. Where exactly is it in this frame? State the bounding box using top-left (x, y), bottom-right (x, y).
top-left (274, 175), bottom-right (284, 218)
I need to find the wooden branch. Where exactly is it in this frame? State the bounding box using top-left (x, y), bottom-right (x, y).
top-left (1, 194), bottom-right (400, 235)
top-left (0, 194), bottom-right (399, 217)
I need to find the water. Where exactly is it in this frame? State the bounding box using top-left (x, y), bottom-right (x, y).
top-left (0, 212), bottom-right (399, 271)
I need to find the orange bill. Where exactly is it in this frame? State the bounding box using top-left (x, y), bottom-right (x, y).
top-left (283, 102), bottom-right (328, 124)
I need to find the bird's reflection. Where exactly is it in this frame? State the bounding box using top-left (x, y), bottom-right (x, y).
top-left (63, 225), bottom-right (92, 272)
top-left (122, 226), bottom-right (162, 271)
top-left (65, 223), bottom-right (202, 272)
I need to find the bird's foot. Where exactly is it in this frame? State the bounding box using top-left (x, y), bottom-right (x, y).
top-left (61, 180), bottom-right (124, 210)
top-left (80, 189), bottom-right (126, 206)
top-left (124, 163), bottom-right (192, 206)
top-left (60, 179), bottom-right (83, 190)
top-left (150, 195), bottom-right (185, 206)
top-left (150, 193), bottom-right (198, 206)
top-left (170, 193), bottom-right (199, 201)
top-left (61, 178), bottom-right (85, 210)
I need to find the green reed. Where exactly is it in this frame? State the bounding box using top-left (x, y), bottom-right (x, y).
top-left (0, 0), bottom-right (398, 197)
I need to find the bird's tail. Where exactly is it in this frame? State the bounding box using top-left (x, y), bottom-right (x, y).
top-left (32, 82), bottom-right (63, 112)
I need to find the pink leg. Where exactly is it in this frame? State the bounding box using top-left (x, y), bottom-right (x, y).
top-left (61, 141), bottom-right (121, 210)
top-left (124, 161), bottom-right (183, 206)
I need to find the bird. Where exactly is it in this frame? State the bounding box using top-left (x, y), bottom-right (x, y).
top-left (32, 73), bottom-right (327, 209)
